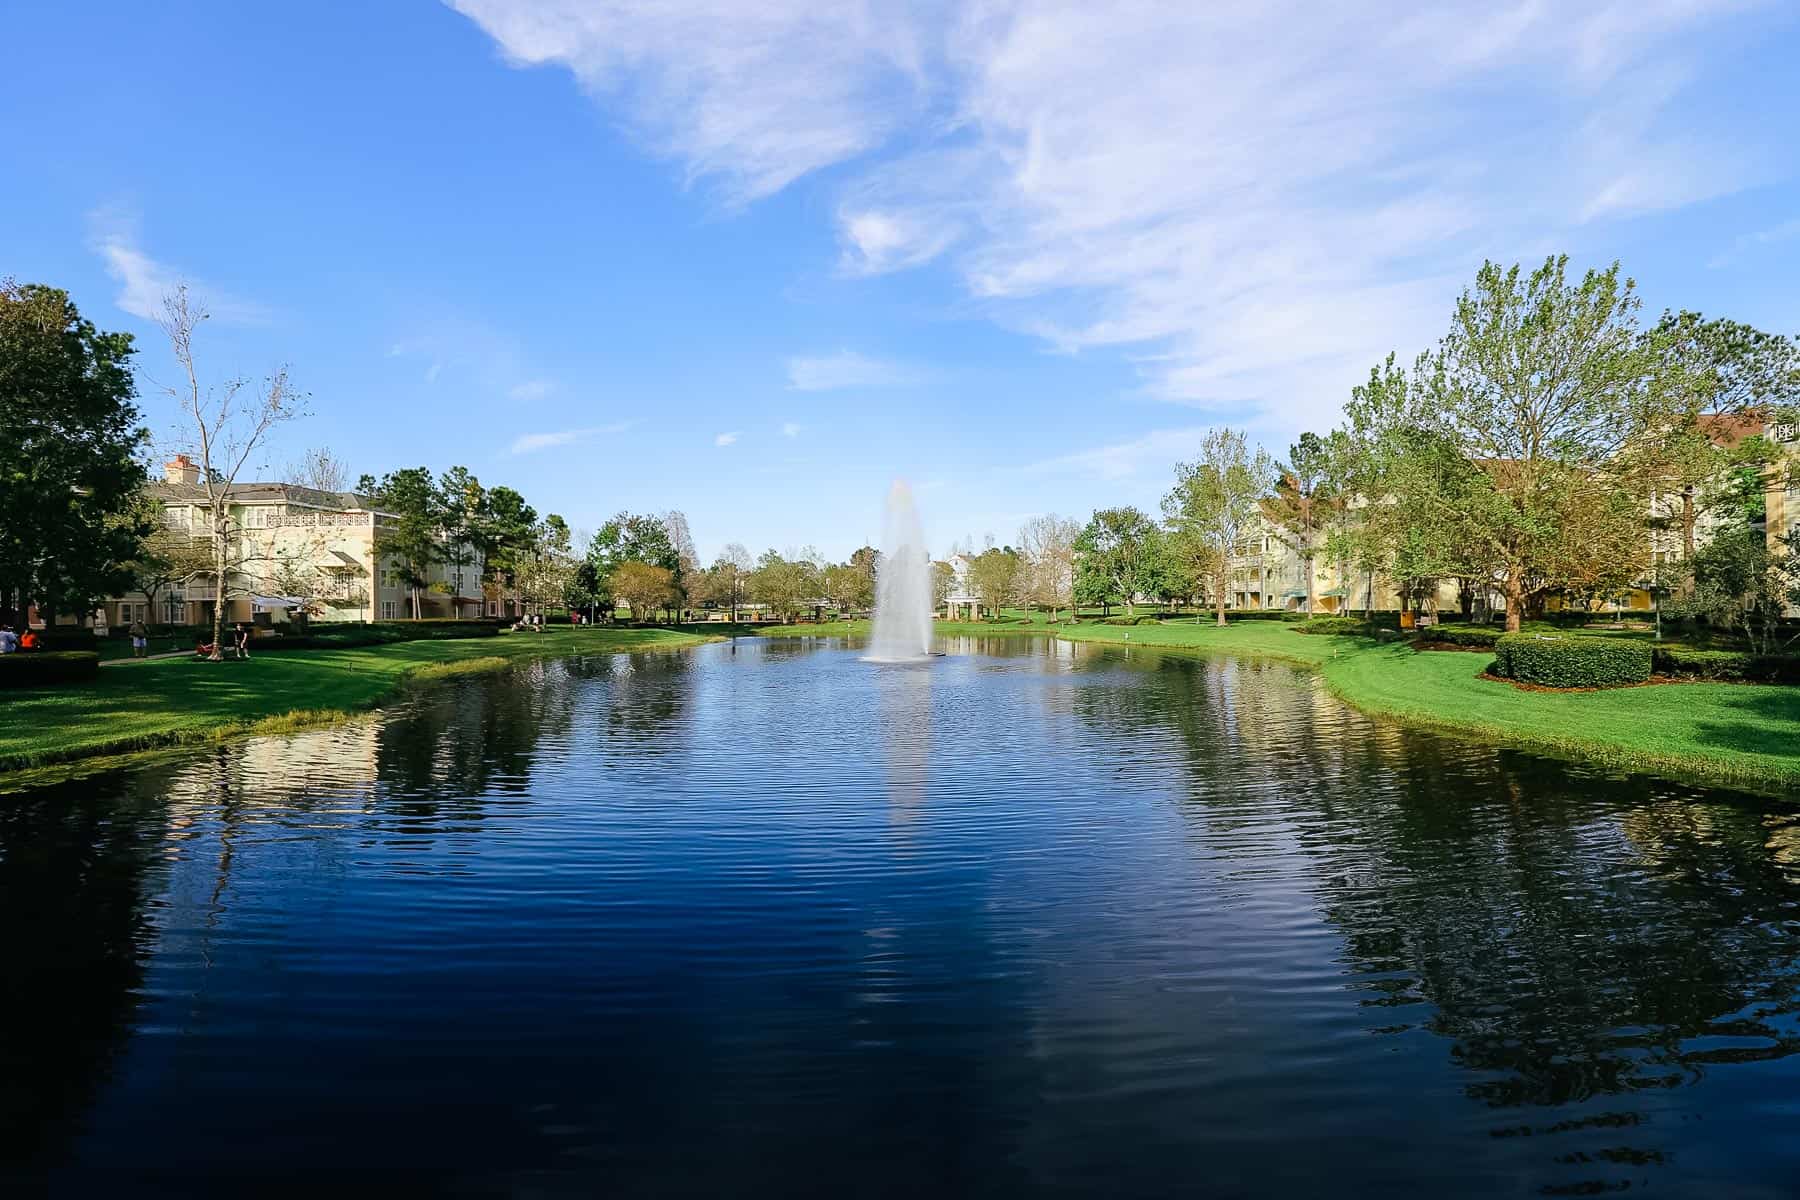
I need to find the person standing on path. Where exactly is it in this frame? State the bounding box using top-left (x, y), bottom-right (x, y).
top-left (128, 617), bottom-right (149, 658)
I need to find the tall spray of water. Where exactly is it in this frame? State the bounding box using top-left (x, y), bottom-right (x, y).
top-left (867, 479), bottom-right (933, 662)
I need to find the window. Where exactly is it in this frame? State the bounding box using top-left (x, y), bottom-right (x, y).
top-left (381, 600), bottom-right (399, 619)
top-left (164, 592), bottom-right (185, 625)
top-left (382, 569), bottom-right (404, 589)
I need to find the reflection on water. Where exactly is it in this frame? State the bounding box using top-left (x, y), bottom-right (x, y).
top-left (3, 636), bottom-right (1799, 1196)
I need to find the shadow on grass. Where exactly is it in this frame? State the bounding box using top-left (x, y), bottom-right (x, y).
top-left (1691, 688), bottom-right (1800, 762)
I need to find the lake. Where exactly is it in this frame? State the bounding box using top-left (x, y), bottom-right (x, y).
top-left (5, 635), bottom-right (1799, 1196)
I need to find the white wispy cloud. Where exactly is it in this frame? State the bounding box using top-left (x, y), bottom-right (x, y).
top-left (454, 1), bottom-right (1769, 433)
top-left (508, 378), bottom-right (554, 400)
top-left (1017, 427), bottom-right (1216, 482)
top-left (1709, 217), bottom-right (1800, 268)
top-left (781, 421), bottom-right (802, 438)
top-left (509, 422), bottom-right (632, 455)
top-left (714, 431), bottom-right (741, 446)
top-left (87, 205), bottom-right (265, 323)
top-left (447, 0), bottom-right (930, 204)
top-left (785, 350), bottom-right (914, 392)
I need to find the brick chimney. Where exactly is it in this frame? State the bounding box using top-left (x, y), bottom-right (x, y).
top-left (164, 454), bottom-right (201, 485)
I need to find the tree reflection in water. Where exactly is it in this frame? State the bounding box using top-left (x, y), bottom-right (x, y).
top-left (7, 636), bottom-right (1800, 1195)
top-left (0, 769), bottom-right (170, 1166)
top-left (1071, 639), bottom-right (1800, 1189)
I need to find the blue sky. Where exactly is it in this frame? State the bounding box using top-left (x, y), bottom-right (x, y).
top-left (6, 2), bottom-right (1799, 561)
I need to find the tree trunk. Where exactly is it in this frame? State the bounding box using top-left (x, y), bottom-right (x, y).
top-left (210, 519), bottom-right (228, 661)
top-left (1302, 550), bottom-right (1314, 615)
top-left (1680, 488), bottom-right (1697, 596)
top-left (1503, 571), bottom-right (1524, 633)
top-left (1215, 562), bottom-right (1228, 627)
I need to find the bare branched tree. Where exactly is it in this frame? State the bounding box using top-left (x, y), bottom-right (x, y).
top-left (282, 446), bottom-right (349, 493)
top-left (159, 286), bottom-right (306, 659)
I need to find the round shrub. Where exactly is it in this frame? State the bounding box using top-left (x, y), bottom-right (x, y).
top-left (0, 650), bottom-right (101, 688)
top-left (1493, 633), bottom-right (1651, 689)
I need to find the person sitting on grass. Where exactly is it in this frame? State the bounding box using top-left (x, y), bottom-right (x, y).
top-left (194, 639), bottom-right (217, 660)
top-left (0, 624), bottom-right (15, 655)
top-left (18, 628), bottom-right (39, 652)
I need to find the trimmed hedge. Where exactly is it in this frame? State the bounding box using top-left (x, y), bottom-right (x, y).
top-left (1293, 616), bottom-right (1371, 636)
top-left (1652, 647), bottom-right (1800, 684)
top-left (1493, 633), bottom-right (1651, 689)
top-left (1205, 610), bottom-right (1304, 621)
top-left (259, 620), bottom-right (502, 651)
top-left (1419, 625), bottom-right (1501, 649)
top-left (0, 650), bottom-right (100, 688)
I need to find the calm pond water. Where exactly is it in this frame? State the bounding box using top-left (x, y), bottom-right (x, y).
top-left (5, 635), bottom-right (1800, 1196)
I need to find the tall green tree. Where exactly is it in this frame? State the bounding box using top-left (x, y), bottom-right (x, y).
top-left (482, 485), bottom-right (538, 615)
top-left (369, 467), bottom-right (442, 618)
top-left (1075, 507), bottom-right (1159, 617)
top-left (968, 546), bottom-right (1022, 619)
top-left (437, 466), bottom-right (487, 602)
top-left (1663, 522), bottom-right (1798, 655)
top-left (517, 514), bottom-right (574, 616)
top-left (1263, 432), bottom-right (1332, 614)
top-left (1369, 257), bottom-right (1677, 631)
top-left (1651, 312), bottom-right (1800, 570)
top-left (1341, 364), bottom-right (1485, 615)
top-left (747, 549), bottom-right (821, 623)
top-left (0, 281), bottom-right (149, 625)
top-left (822, 563), bottom-right (872, 616)
top-left (1162, 428), bottom-right (1275, 626)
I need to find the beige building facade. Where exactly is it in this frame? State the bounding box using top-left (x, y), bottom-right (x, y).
top-left (102, 455), bottom-right (486, 630)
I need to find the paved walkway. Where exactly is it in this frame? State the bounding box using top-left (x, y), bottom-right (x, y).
top-left (100, 649), bottom-right (193, 667)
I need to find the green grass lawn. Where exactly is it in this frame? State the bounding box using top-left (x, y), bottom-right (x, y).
top-left (0, 625), bottom-right (707, 778)
top-left (763, 615), bottom-right (1800, 791)
top-left (1318, 642), bottom-right (1800, 790)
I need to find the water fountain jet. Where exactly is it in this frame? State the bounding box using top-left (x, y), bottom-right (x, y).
top-left (866, 479), bottom-right (934, 662)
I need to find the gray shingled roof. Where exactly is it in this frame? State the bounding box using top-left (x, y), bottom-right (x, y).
top-left (153, 481), bottom-right (384, 511)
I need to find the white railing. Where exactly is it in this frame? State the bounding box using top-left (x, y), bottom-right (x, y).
top-left (260, 511), bottom-right (373, 529)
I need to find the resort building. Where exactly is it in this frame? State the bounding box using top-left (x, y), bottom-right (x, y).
top-left (101, 455), bottom-right (487, 630)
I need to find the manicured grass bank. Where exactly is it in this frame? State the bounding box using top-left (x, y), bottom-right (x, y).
top-left (768, 617), bottom-right (1800, 791)
top-left (1317, 642), bottom-right (1800, 791)
top-left (0, 626), bottom-right (707, 779)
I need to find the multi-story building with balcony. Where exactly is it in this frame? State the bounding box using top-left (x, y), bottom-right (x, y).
top-left (102, 455), bottom-right (486, 630)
